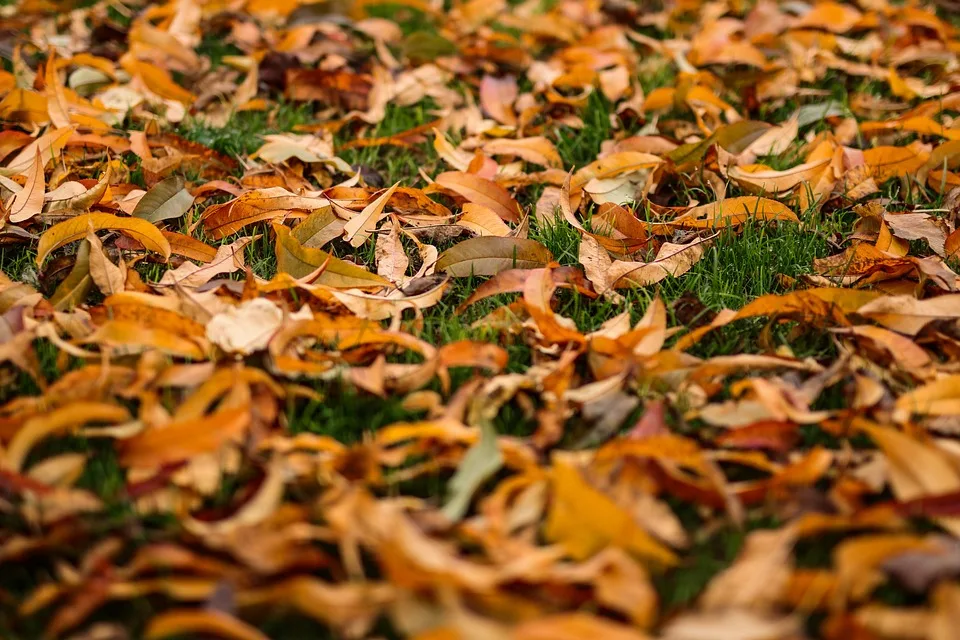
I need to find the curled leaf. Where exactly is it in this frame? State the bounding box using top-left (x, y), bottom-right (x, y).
top-left (37, 213), bottom-right (170, 265)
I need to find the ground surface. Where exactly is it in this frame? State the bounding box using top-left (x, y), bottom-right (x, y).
top-left (1, 0), bottom-right (960, 638)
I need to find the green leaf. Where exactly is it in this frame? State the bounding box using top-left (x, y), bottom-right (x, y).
top-left (442, 421), bottom-right (503, 521)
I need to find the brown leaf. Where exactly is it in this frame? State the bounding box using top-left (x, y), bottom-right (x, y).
top-left (434, 172), bottom-right (521, 223)
top-left (436, 236), bottom-right (553, 276)
top-left (284, 68), bottom-right (373, 110)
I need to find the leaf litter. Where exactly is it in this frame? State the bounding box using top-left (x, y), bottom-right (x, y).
top-left (0, 0), bottom-right (959, 638)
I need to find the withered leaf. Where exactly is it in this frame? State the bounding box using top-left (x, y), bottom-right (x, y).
top-left (436, 236), bottom-right (554, 277)
top-left (132, 176), bottom-right (195, 224)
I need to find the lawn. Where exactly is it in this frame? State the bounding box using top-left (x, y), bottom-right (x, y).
top-left (2, 0), bottom-right (960, 638)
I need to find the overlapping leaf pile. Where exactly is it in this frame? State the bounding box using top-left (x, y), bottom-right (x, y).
top-left (2, 0), bottom-right (960, 637)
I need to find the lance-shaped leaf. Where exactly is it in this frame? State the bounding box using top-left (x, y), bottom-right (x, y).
top-left (86, 231), bottom-right (125, 296)
top-left (145, 609), bottom-right (268, 640)
top-left (132, 175), bottom-right (195, 223)
top-left (274, 223), bottom-right (389, 288)
top-left (37, 213), bottom-right (170, 265)
top-left (43, 49), bottom-right (71, 129)
top-left (343, 182), bottom-right (399, 248)
top-left (5, 125), bottom-right (75, 175)
top-left (160, 235), bottom-right (255, 288)
top-left (443, 421), bottom-right (503, 521)
top-left (672, 196), bottom-right (799, 229)
top-left (49, 239), bottom-right (92, 310)
top-left (435, 236), bottom-right (553, 277)
top-left (727, 158), bottom-right (831, 195)
top-left (162, 230), bottom-right (218, 263)
top-left (7, 150), bottom-right (45, 223)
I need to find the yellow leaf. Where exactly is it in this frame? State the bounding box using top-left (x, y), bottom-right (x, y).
top-left (274, 223), bottom-right (389, 287)
top-left (5, 402), bottom-right (130, 472)
top-left (674, 196), bottom-right (799, 229)
top-left (119, 54), bottom-right (196, 105)
top-left (544, 454), bottom-right (677, 566)
top-left (36, 213), bottom-right (171, 265)
top-left (343, 182), bottom-right (399, 248)
top-left (121, 406), bottom-right (250, 468)
top-left (43, 49), bottom-right (71, 128)
top-left (145, 609), bottom-right (268, 640)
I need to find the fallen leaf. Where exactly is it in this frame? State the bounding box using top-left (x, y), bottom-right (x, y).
top-left (343, 182), bottom-right (400, 248)
top-left (436, 237), bottom-right (553, 276)
top-left (435, 172), bottom-right (521, 223)
top-left (132, 176), bottom-right (195, 223)
top-left (274, 223), bottom-right (390, 287)
top-left (37, 214), bottom-right (170, 266)
top-left (144, 609), bottom-right (268, 640)
top-left (7, 150), bottom-right (45, 223)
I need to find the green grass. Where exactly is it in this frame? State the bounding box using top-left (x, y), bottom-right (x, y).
top-left (176, 103), bottom-right (315, 159)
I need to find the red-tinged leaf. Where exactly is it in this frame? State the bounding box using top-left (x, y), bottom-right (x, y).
top-left (435, 172), bottom-right (522, 223)
top-left (455, 266), bottom-right (594, 312)
top-left (947, 227), bottom-right (960, 258)
top-left (284, 68), bottom-right (372, 110)
top-left (714, 421), bottom-right (800, 453)
top-left (479, 74), bottom-right (518, 126)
